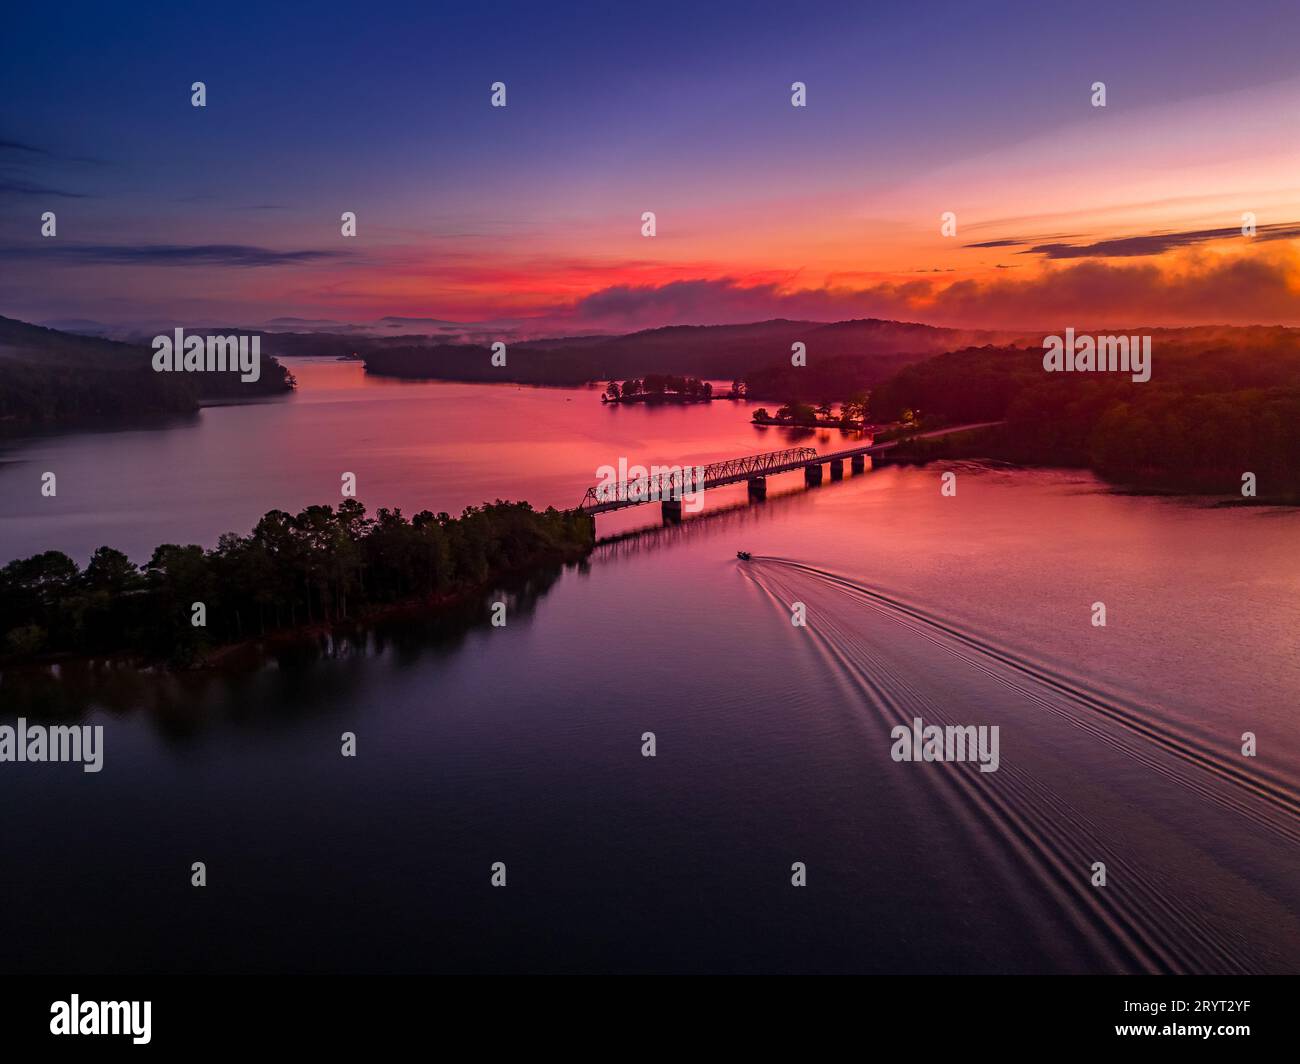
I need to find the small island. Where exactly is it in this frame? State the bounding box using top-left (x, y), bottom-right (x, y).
top-left (603, 375), bottom-right (744, 405)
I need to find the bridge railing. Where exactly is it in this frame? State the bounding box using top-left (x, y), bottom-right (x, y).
top-left (578, 446), bottom-right (820, 510)
top-left (703, 446), bottom-right (820, 481)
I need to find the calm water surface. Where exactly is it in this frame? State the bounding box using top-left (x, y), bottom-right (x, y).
top-left (2, 358), bottom-right (1298, 973)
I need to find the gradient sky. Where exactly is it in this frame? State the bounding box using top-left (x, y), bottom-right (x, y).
top-left (5, 0), bottom-right (1300, 333)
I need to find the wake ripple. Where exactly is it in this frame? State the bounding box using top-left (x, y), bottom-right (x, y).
top-left (741, 556), bottom-right (1300, 974)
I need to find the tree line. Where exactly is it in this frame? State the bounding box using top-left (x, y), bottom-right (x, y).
top-left (604, 375), bottom-right (714, 401)
top-left (0, 501), bottom-right (595, 665)
top-left (752, 394), bottom-right (870, 427)
top-left (871, 334), bottom-right (1300, 499)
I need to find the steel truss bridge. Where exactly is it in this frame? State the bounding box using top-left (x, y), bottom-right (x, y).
top-left (578, 446), bottom-right (820, 514)
top-left (574, 423), bottom-right (1003, 516)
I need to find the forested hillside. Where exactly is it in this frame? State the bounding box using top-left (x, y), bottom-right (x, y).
top-left (872, 328), bottom-right (1300, 499)
top-left (0, 316), bottom-right (294, 432)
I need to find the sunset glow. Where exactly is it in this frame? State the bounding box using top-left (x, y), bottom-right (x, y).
top-left (6, 0), bottom-right (1300, 334)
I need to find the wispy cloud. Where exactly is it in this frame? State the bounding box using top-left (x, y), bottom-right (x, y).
top-left (5, 243), bottom-right (350, 266)
top-left (0, 137), bottom-right (51, 156)
top-left (0, 133), bottom-right (108, 200)
top-left (0, 177), bottom-right (93, 199)
top-left (1024, 223), bottom-right (1300, 259)
top-left (0, 135), bottom-right (107, 166)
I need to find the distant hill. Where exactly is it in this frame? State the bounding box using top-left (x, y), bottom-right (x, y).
top-left (37, 318), bottom-right (115, 337)
top-left (356, 318), bottom-right (1009, 388)
top-left (0, 316), bottom-right (294, 433)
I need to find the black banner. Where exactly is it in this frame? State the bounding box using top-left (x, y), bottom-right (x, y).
top-left (0, 975), bottom-right (1293, 1053)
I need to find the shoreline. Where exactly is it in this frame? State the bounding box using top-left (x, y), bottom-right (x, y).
top-left (602, 394), bottom-right (724, 405)
top-left (883, 430), bottom-right (1300, 506)
top-left (752, 414), bottom-right (867, 429)
top-left (0, 542), bottom-right (593, 677)
top-left (0, 498), bottom-right (595, 675)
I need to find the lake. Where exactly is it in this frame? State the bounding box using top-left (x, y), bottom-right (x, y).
top-left (1, 357), bottom-right (1297, 973)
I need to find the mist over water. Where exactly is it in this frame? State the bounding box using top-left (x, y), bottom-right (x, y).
top-left (1, 359), bottom-right (1297, 973)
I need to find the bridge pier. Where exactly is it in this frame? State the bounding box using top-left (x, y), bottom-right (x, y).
top-left (661, 498), bottom-right (683, 523)
top-left (851, 454), bottom-right (865, 473)
top-left (804, 464), bottom-right (823, 486)
top-left (747, 477), bottom-right (767, 500)
top-left (829, 458), bottom-right (844, 480)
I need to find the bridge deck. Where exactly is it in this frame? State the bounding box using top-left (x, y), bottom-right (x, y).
top-left (577, 421), bottom-right (1001, 514)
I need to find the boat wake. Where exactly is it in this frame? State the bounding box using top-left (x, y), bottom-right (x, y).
top-left (740, 556), bottom-right (1300, 974)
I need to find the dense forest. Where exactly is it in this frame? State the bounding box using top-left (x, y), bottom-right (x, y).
top-left (742, 350), bottom-right (929, 402)
top-left (871, 328), bottom-right (1300, 499)
top-left (0, 316), bottom-right (295, 432)
top-left (359, 318), bottom-right (989, 386)
top-left (0, 500), bottom-right (595, 666)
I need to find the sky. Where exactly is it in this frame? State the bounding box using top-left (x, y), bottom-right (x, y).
top-left (4, 0), bottom-right (1300, 335)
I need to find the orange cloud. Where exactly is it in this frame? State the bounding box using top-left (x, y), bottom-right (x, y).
top-left (553, 243), bottom-right (1300, 332)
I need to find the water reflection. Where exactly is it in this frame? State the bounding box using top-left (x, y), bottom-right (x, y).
top-left (0, 562), bottom-right (574, 739)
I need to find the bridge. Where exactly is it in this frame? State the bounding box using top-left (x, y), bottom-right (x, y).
top-left (576, 421), bottom-right (1002, 519)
